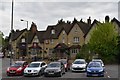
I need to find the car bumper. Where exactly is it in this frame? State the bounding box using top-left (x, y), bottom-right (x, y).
top-left (24, 72), bottom-right (39, 76)
top-left (44, 72), bottom-right (61, 77)
top-left (87, 72), bottom-right (104, 77)
top-left (7, 71), bottom-right (23, 76)
top-left (71, 68), bottom-right (86, 72)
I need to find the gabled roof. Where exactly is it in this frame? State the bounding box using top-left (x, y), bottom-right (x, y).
top-left (111, 17), bottom-right (120, 27)
top-left (43, 22), bottom-right (72, 39)
top-left (27, 31), bottom-right (46, 44)
top-left (27, 31), bottom-right (35, 44)
top-left (54, 43), bottom-right (68, 49)
top-left (69, 45), bottom-right (81, 49)
top-left (67, 19), bottom-right (91, 35)
top-left (10, 29), bottom-right (27, 41)
top-left (77, 21), bottom-right (90, 35)
top-left (84, 19), bottom-right (100, 38)
top-left (36, 31), bottom-right (46, 43)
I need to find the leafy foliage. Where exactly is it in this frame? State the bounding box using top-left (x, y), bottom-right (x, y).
top-left (88, 22), bottom-right (118, 63)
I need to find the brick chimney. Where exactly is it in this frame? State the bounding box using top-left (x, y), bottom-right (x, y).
top-left (87, 17), bottom-right (91, 26)
top-left (30, 22), bottom-right (37, 33)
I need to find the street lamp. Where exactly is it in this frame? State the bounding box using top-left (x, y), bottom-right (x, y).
top-left (20, 19), bottom-right (28, 29)
top-left (10, 0), bottom-right (14, 66)
top-left (20, 19), bottom-right (28, 60)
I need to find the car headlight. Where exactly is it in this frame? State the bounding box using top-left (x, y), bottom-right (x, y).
top-left (87, 69), bottom-right (91, 72)
top-left (7, 67), bottom-right (10, 71)
top-left (24, 70), bottom-right (27, 73)
top-left (44, 69), bottom-right (48, 72)
top-left (55, 69), bottom-right (61, 72)
top-left (99, 69), bottom-right (103, 72)
top-left (17, 67), bottom-right (22, 71)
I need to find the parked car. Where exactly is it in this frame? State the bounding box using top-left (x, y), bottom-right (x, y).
top-left (6, 61), bottom-right (28, 76)
top-left (24, 61), bottom-right (47, 77)
top-left (71, 59), bottom-right (87, 72)
top-left (58, 59), bottom-right (70, 71)
top-left (44, 61), bottom-right (65, 77)
top-left (86, 61), bottom-right (104, 77)
top-left (0, 52), bottom-right (4, 58)
top-left (92, 59), bottom-right (104, 67)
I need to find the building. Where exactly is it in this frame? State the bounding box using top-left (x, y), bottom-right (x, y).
top-left (8, 16), bottom-right (120, 60)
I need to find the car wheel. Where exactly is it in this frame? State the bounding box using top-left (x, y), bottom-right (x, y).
top-left (65, 68), bottom-right (68, 72)
top-left (7, 73), bottom-right (10, 76)
top-left (86, 75), bottom-right (90, 77)
top-left (59, 72), bottom-right (62, 77)
top-left (38, 71), bottom-right (42, 76)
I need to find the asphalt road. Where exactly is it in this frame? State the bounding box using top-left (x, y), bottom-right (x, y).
top-left (1, 58), bottom-right (119, 79)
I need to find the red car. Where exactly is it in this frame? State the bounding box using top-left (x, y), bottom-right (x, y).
top-left (58, 59), bottom-right (70, 72)
top-left (6, 61), bottom-right (28, 76)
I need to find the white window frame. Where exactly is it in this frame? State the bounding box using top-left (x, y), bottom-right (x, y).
top-left (51, 29), bottom-right (55, 34)
top-left (21, 38), bottom-right (25, 42)
top-left (73, 37), bottom-right (80, 43)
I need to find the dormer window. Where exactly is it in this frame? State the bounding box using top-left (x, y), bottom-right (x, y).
top-left (51, 29), bottom-right (55, 34)
top-left (21, 38), bottom-right (25, 42)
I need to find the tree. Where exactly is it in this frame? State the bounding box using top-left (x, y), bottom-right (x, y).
top-left (88, 22), bottom-right (118, 63)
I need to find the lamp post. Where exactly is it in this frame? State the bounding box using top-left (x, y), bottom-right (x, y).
top-left (10, 0), bottom-right (14, 66)
top-left (20, 19), bottom-right (28, 60)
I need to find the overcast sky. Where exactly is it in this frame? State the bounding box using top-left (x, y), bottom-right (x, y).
top-left (0, 0), bottom-right (119, 37)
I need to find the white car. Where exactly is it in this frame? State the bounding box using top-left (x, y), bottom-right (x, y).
top-left (92, 59), bottom-right (104, 67)
top-left (24, 61), bottom-right (47, 76)
top-left (71, 59), bottom-right (87, 72)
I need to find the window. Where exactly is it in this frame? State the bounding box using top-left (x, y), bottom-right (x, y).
top-left (71, 49), bottom-right (78, 54)
top-left (73, 37), bottom-right (80, 43)
top-left (51, 29), bottom-right (55, 34)
top-left (50, 39), bottom-right (54, 44)
top-left (45, 40), bottom-right (49, 44)
top-left (62, 37), bottom-right (65, 43)
top-left (21, 38), bottom-right (25, 42)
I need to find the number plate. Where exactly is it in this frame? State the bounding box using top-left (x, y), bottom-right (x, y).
top-left (10, 71), bottom-right (15, 73)
top-left (49, 73), bottom-right (54, 74)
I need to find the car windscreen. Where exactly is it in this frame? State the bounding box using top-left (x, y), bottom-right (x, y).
top-left (88, 62), bottom-right (101, 67)
top-left (28, 63), bottom-right (40, 67)
top-left (73, 61), bottom-right (85, 64)
top-left (11, 63), bottom-right (22, 67)
top-left (47, 63), bottom-right (60, 68)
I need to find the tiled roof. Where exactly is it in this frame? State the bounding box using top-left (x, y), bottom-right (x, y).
top-left (111, 17), bottom-right (120, 27)
top-left (10, 29), bottom-right (27, 41)
top-left (69, 45), bottom-right (81, 49)
top-left (84, 19), bottom-right (100, 38)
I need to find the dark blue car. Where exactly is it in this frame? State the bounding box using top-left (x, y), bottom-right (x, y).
top-left (86, 61), bottom-right (104, 77)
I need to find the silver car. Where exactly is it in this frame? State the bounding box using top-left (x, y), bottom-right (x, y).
top-left (24, 61), bottom-right (47, 77)
top-left (92, 59), bottom-right (104, 67)
top-left (44, 61), bottom-right (65, 77)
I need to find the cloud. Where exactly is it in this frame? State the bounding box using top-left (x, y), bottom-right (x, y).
top-left (0, 2), bottom-right (118, 37)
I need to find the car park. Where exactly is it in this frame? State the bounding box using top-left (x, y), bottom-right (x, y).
top-left (71, 59), bottom-right (87, 72)
top-left (86, 61), bottom-right (104, 77)
top-left (24, 61), bottom-right (47, 77)
top-left (44, 61), bottom-right (65, 77)
top-left (92, 59), bottom-right (104, 67)
top-left (58, 59), bottom-right (70, 71)
top-left (6, 61), bottom-right (28, 76)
